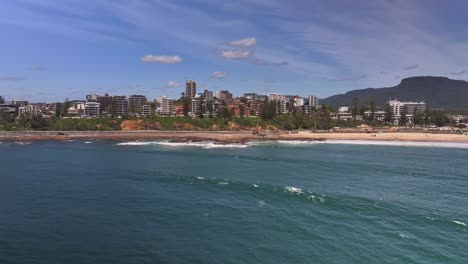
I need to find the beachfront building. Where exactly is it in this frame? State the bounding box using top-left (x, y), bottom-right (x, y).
top-left (142, 105), bottom-right (151, 116)
top-left (191, 95), bottom-right (205, 116)
top-left (0, 96), bottom-right (4, 104)
top-left (97, 94), bottom-right (113, 115)
top-left (389, 99), bottom-right (426, 125)
top-left (67, 102), bottom-right (86, 116)
top-left (112, 96), bottom-right (128, 116)
top-left (128, 95), bottom-right (147, 115)
top-left (268, 93), bottom-right (288, 114)
top-left (336, 106), bottom-right (353, 120)
top-left (161, 96), bottom-right (174, 115)
top-left (84, 102), bottom-right (100, 117)
top-left (185, 80), bottom-right (197, 99)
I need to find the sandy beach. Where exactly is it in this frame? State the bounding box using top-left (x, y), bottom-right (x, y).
top-left (1, 131), bottom-right (468, 144)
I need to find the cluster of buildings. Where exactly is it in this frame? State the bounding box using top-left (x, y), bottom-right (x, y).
top-left (334, 99), bottom-right (428, 125)
top-left (2, 82), bottom-right (466, 127)
top-left (0, 80), bottom-right (321, 119)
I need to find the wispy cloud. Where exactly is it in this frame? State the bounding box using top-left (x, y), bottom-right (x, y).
top-left (332, 75), bottom-right (366, 82)
top-left (28, 66), bottom-right (47, 71)
top-left (220, 49), bottom-right (252, 59)
top-left (166, 81), bottom-right (181, 88)
top-left (264, 79), bottom-right (276, 83)
top-left (141, 55), bottom-right (183, 64)
top-left (253, 58), bottom-right (288, 66)
top-left (0, 76), bottom-right (26, 81)
top-left (211, 71), bottom-right (227, 79)
top-left (448, 70), bottom-right (466, 75)
top-left (229, 37), bottom-right (256, 47)
top-left (403, 64), bottom-right (419, 70)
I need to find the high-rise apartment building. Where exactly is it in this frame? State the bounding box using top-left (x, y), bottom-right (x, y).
top-left (161, 96), bottom-right (173, 115)
top-left (0, 96), bottom-right (4, 104)
top-left (86, 94), bottom-right (98, 102)
top-left (112, 96), bottom-right (128, 116)
top-left (389, 99), bottom-right (426, 125)
top-left (97, 94), bottom-right (113, 115)
top-left (84, 102), bottom-right (100, 117)
top-left (308, 95), bottom-right (319, 108)
top-left (128, 95), bottom-right (147, 115)
top-left (185, 80), bottom-right (197, 99)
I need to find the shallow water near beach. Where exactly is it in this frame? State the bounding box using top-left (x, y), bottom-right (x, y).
top-left (1, 140), bottom-right (467, 263)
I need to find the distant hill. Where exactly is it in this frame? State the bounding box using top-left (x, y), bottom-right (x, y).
top-left (320, 76), bottom-right (468, 113)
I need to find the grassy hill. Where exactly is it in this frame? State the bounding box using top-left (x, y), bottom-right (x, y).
top-left (321, 76), bottom-right (468, 113)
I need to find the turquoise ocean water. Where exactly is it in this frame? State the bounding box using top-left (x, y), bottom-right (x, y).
top-left (0, 140), bottom-right (467, 263)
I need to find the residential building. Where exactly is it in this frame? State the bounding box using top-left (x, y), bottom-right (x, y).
top-left (389, 99), bottom-right (426, 125)
top-left (161, 96), bottom-right (174, 115)
top-left (215, 90), bottom-right (233, 102)
top-left (67, 102), bottom-right (86, 115)
top-left (243, 93), bottom-right (257, 102)
top-left (308, 95), bottom-right (319, 108)
top-left (191, 95), bottom-right (205, 116)
top-left (0, 103), bottom-right (18, 115)
top-left (112, 96), bottom-right (128, 116)
top-left (268, 93), bottom-right (288, 114)
top-left (142, 105), bottom-right (151, 116)
top-left (128, 95), bottom-right (147, 115)
top-left (84, 102), bottom-right (100, 117)
top-left (10, 100), bottom-right (28, 107)
top-left (203, 89), bottom-right (213, 102)
top-left (336, 106), bottom-right (352, 120)
top-left (0, 96), bottom-right (4, 104)
top-left (86, 94), bottom-right (98, 102)
top-left (97, 94), bottom-right (113, 115)
top-left (249, 101), bottom-right (261, 116)
top-left (185, 80), bottom-right (197, 99)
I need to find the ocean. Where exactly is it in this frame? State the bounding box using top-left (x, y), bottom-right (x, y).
top-left (0, 140), bottom-right (467, 263)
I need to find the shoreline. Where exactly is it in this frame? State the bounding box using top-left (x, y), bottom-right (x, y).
top-left (1, 131), bottom-right (468, 144)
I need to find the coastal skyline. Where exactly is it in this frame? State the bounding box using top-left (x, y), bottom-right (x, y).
top-left (1, 0), bottom-right (468, 102)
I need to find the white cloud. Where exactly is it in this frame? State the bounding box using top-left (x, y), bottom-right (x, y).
top-left (167, 81), bottom-right (181, 88)
top-left (211, 71), bottom-right (227, 79)
top-left (220, 49), bottom-right (252, 59)
top-left (229, 37), bottom-right (256, 47)
top-left (141, 55), bottom-right (183, 64)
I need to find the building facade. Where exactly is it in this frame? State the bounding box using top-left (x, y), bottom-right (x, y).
top-left (112, 96), bottom-right (128, 116)
top-left (308, 95), bottom-right (319, 108)
top-left (128, 95), bottom-right (147, 115)
top-left (185, 80), bottom-right (197, 99)
top-left (84, 102), bottom-right (100, 117)
top-left (389, 100), bottom-right (426, 125)
top-left (161, 96), bottom-right (173, 115)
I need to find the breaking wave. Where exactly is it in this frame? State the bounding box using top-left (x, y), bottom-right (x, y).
top-left (117, 141), bottom-right (249, 149)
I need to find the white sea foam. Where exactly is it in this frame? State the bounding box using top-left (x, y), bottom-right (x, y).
top-left (117, 141), bottom-right (248, 149)
top-left (399, 233), bottom-right (409, 238)
top-left (453, 220), bottom-right (466, 226)
top-left (84, 141), bottom-right (93, 144)
top-left (252, 184), bottom-right (259, 188)
top-left (284, 186), bottom-right (303, 194)
top-left (218, 181), bottom-right (229, 185)
top-left (273, 140), bottom-right (468, 149)
top-left (196, 177), bottom-right (205, 180)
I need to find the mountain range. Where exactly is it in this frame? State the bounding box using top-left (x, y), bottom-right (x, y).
top-left (320, 76), bottom-right (468, 113)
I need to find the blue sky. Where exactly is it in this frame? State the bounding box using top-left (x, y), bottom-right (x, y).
top-left (1, 0), bottom-right (468, 102)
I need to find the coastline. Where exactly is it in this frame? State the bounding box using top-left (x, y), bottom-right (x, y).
top-left (1, 131), bottom-right (468, 144)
